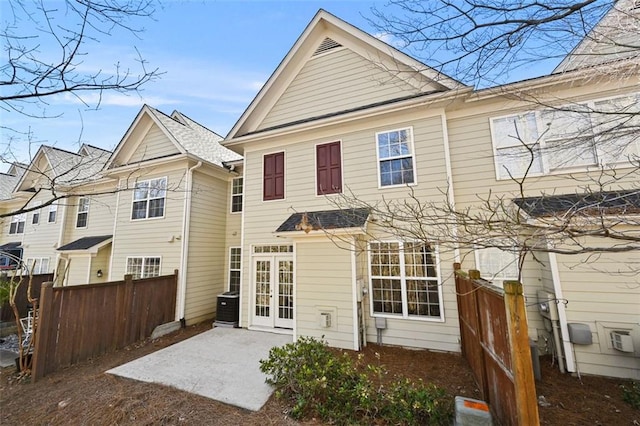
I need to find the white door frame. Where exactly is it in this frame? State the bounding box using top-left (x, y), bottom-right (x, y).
top-left (251, 253), bottom-right (295, 329)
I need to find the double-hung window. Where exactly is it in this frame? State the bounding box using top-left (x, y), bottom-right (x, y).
top-left (132, 177), bottom-right (167, 220)
top-left (229, 247), bottom-right (241, 293)
top-left (48, 202), bottom-right (58, 223)
top-left (25, 257), bottom-right (49, 275)
top-left (491, 92), bottom-right (640, 179)
top-left (126, 257), bottom-right (161, 279)
top-left (316, 141), bottom-right (342, 195)
top-left (76, 197), bottom-right (90, 228)
top-left (263, 152), bottom-right (284, 201)
top-left (376, 128), bottom-right (416, 187)
top-left (474, 247), bottom-right (519, 284)
top-left (369, 241), bottom-right (441, 319)
top-left (492, 113), bottom-right (543, 179)
top-left (9, 214), bottom-right (26, 234)
top-left (231, 178), bottom-right (243, 213)
top-left (31, 202), bottom-right (41, 225)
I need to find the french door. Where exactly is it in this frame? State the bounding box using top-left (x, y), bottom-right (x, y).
top-left (253, 256), bottom-right (294, 329)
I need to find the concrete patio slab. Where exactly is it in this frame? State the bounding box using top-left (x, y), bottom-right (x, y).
top-left (106, 327), bottom-right (291, 411)
top-left (0, 349), bottom-right (18, 368)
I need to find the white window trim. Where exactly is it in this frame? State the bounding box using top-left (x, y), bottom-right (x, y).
top-left (230, 177), bottom-right (243, 214)
top-left (9, 214), bottom-right (26, 234)
top-left (490, 92), bottom-right (640, 180)
top-left (375, 127), bottom-right (418, 189)
top-left (25, 257), bottom-right (50, 275)
top-left (48, 202), bottom-right (58, 223)
top-left (314, 140), bottom-right (344, 197)
top-left (31, 201), bottom-right (42, 225)
top-left (76, 197), bottom-right (90, 228)
top-left (261, 151), bottom-right (286, 203)
top-left (474, 246), bottom-right (520, 285)
top-left (367, 240), bottom-right (444, 322)
top-left (130, 176), bottom-right (167, 221)
top-left (125, 256), bottom-right (162, 279)
top-left (228, 246), bottom-right (241, 292)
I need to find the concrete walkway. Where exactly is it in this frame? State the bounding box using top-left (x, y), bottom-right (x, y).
top-left (107, 327), bottom-right (291, 411)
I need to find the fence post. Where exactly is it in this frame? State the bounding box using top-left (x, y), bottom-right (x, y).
top-left (503, 281), bottom-right (540, 426)
top-left (32, 282), bottom-right (54, 383)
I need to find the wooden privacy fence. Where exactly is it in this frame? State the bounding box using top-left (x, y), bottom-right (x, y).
top-left (0, 273), bottom-right (53, 322)
top-left (32, 271), bottom-right (178, 382)
top-left (454, 263), bottom-right (539, 426)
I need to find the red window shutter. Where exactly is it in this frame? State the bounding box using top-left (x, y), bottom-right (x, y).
top-left (316, 142), bottom-right (342, 195)
top-left (264, 152), bottom-right (285, 201)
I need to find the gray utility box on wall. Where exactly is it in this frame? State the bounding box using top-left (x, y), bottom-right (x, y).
top-left (214, 291), bottom-right (239, 328)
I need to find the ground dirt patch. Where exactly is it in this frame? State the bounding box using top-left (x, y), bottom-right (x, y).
top-left (1, 323), bottom-right (637, 425)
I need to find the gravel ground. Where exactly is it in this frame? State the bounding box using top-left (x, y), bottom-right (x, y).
top-left (0, 334), bottom-right (19, 353)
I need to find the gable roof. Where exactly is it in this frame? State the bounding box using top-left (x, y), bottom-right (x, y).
top-left (15, 145), bottom-right (111, 192)
top-left (514, 190), bottom-right (640, 218)
top-left (107, 105), bottom-right (241, 169)
top-left (227, 9), bottom-right (466, 139)
top-left (0, 172), bottom-right (21, 200)
top-left (554, 0), bottom-right (640, 73)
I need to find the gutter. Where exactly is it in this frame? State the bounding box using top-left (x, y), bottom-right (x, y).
top-left (177, 161), bottom-right (202, 322)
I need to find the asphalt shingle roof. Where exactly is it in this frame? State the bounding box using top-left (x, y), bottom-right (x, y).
top-left (145, 107), bottom-right (242, 168)
top-left (57, 235), bottom-right (112, 251)
top-left (0, 242), bottom-right (22, 250)
top-left (0, 173), bottom-right (20, 200)
top-left (514, 190), bottom-right (640, 218)
top-left (276, 208), bottom-right (369, 232)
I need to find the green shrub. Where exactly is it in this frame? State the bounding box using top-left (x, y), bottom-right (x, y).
top-left (621, 381), bottom-right (640, 410)
top-left (259, 337), bottom-right (452, 425)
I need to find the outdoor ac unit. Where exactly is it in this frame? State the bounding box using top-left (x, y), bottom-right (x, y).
top-left (610, 330), bottom-right (634, 353)
top-left (214, 292), bottom-right (239, 328)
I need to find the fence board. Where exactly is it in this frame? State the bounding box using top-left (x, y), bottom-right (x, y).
top-left (454, 263), bottom-right (539, 426)
top-left (32, 272), bottom-right (178, 381)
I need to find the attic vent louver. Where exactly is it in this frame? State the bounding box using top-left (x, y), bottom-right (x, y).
top-left (313, 38), bottom-right (342, 56)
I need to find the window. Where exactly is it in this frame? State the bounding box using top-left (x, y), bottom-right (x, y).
top-left (48, 202), bottom-right (58, 223)
top-left (229, 247), bottom-right (241, 293)
top-left (76, 197), bottom-right (89, 228)
top-left (231, 178), bottom-right (243, 213)
top-left (369, 241), bottom-right (441, 319)
top-left (25, 257), bottom-right (49, 275)
top-left (376, 128), bottom-right (416, 187)
top-left (132, 177), bottom-right (167, 220)
top-left (491, 113), bottom-right (543, 179)
top-left (316, 141), bottom-right (342, 195)
top-left (32, 202), bottom-right (41, 225)
top-left (475, 247), bottom-right (519, 283)
top-left (491, 93), bottom-right (640, 179)
top-left (263, 152), bottom-right (284, 201)
top-left (126, 257), bottom-right (161, 279)
top-left (9, 214), bottom-right (26, 234)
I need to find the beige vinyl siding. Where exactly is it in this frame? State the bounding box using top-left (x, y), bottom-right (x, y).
top-left (110, 166), bottom-right (187, 281)
top-left (554, 238), bottom-right (640, 380)
top-left (183, 170), bottom-right (229, 325)
top-left (128, 126), bottom-right (180, 163)
top-left (259, 48), bottom-right (423, 131)
top-left (239, 112), bottom-right (456, 350)
top-left (295, 240), bottom-right (355, 350)
top-left (19, 190), bottom-right (63, 274)
top-left (89, 245), bottom-right (111, 284)
top-left (62, 190), bottom-right (117, 244)
top-left (64, 256), bottom-right (90, 286)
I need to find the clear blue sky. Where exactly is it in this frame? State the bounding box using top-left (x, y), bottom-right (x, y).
top-left (0, 1), bottom-right (387, 167)
top-left (1, 0), bottom-right (557, 169)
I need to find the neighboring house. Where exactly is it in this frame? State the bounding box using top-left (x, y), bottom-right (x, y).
top-left (102, 105), bottom-right (243, 325)
top-left (222, 8), bottom-right (639, 380)
top-left (0, 164), bottom-right (26, 269)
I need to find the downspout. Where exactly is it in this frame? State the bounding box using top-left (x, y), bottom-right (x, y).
top-left (177, 161), bottom-right (202, 323)
top-left (237, 162), bottom-right (246, 328)
top-left (548, 251), bottom-right (576, 372)
top-left (55, 198), bottom-right (68, 285)
top-left (440, 112), bottom-right (461, 263)
top-left (351, 236), bottom-right (360, 351)
top-left (107, 180), bottom-right (122, 282)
